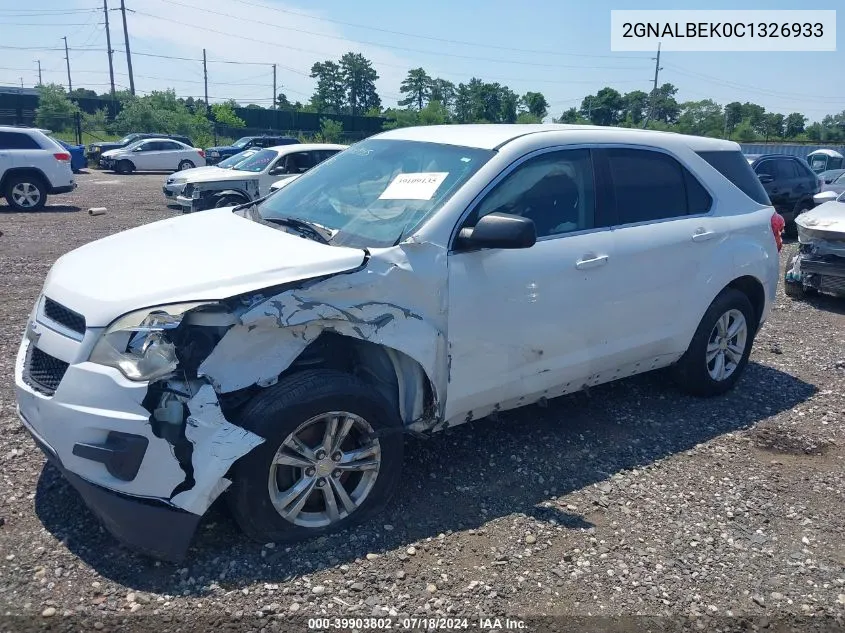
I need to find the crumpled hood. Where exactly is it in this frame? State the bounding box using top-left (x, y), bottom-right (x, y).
top-left (166, 166), bottom-right (223, 183)
top-left (179, 169), bottom-right (260, 184)
top-left (43, 208), bottom-right (367, 326)
top-left (797, 200), bottom-right (845, 240)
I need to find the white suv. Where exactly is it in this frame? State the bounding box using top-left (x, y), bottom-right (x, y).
top-left (0, 126), bottom-right (76, 210)
top-left (14, 124), bottom-right (782, 561)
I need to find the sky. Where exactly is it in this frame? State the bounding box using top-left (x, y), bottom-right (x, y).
top-left (0, 0), bottom-right (842, 121)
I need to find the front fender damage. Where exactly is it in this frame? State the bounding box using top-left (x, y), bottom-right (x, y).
top-left (137, 241), bottom-right (447, 556)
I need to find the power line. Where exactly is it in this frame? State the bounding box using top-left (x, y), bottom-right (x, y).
top-left (228, 0), bottom-right (646, 61)
top-left (665, 63), bottom-right (844, 103)
top-left (132, 8), bottom-right (650, 72)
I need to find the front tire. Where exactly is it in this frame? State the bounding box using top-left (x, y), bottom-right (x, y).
top-left (227, 369), bottom-right (404, 544)
top-left (214, 195), bottom-right (245, 208)
top-left (5, 174), bottom-right (47, 211)
top-left (115, 159), bottom-right (134, 174)
top-left (671, 288), bottom-right (756, 397)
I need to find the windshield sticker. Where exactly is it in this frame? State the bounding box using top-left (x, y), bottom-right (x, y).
top-left (378, 172), bottom-right (449, 200)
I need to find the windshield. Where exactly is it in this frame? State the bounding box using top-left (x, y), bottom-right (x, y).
top-left (119, 134), bottom-right (140, 145)
top-left (234, 148), bottom-right (278, 173)
top-left (232, 137), bottom-right (253, 148)
top-left (218, 148), bottom-right (259, 168)
top-left (257, 139), bottom-right (495, 248)
top-left (835, 173), bottom-right (845, 184)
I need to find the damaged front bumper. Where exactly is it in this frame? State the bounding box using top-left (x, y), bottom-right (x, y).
top-left (786, 208), bottom-right (845, 297)
top-left (14, 313), bottom-right (262, 561)
top-left (18, 408), bottom-right (201, 562)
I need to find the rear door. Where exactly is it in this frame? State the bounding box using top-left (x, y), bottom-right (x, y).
top-left (157, 141), bottom-right (185, 170)
top-left (593, 146), bottom-right (717, 366)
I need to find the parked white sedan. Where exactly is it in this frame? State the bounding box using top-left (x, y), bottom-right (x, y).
top-left (102, 138), bottom-right (206, 174)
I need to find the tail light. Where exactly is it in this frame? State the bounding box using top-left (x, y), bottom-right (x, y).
top-left (771, 212), bottom-right (785, 252)
top-left (197, 149), bottom-right (205, 158)
top-left (53, 152), bottom-right (71, 162)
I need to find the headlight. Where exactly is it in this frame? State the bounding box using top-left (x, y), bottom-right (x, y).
top-left (88, 302), bottom-right (213, 381)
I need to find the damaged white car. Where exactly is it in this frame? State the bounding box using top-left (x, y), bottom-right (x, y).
top-left (785, 190), bottom-right (845, 298)
top-left (176, 143), bottom-right (345, 213)
top-left (15, 125), bottom-right (782, 561)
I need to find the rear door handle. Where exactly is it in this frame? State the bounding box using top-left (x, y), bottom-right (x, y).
top-left (692, 230), bottom-right (715, 242)
top-left (575, 254), bottom-right (608, 270)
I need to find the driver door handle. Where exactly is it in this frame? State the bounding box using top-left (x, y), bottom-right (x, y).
top-left (575, 254), bottom-right (608, 270)
top-left (692, 229), bottom-right (715, 242)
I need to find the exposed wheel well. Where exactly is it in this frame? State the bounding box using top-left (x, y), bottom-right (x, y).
top-left (270, 332), bottom-right (434, 427)
top-left (727, 276), bottom-right (765, 328)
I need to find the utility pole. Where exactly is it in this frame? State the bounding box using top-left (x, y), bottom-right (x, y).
top-left (36, 60), bottom-right (42, 86)
top-left (63, 36), bottom-right (73, 93)
top-left (203, 48), bottom-right (209, 115)
top-left (20, 78), bottom-right (24, 89)
top-left (103, 0), bottom-right (116, 97)
top-left (642, 42), bottom-right (662, 129)
top-left (119, 0), bottom-right (135, 95)
top-left (272, 63), bottom-right (277, 110)
top-left (587, 96), bottom-right (592, 122)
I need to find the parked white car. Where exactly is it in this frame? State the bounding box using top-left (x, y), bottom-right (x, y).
top-left (102, 138), bottom-right (206, 174)
top-left (162, 148), bottom-right (259, 202)
top-left (14, 124), bottom-right (782, 561)
top-left (0, 125), bottom-right (77, 210)
top-left (176, 143), bottom-right (345, 212)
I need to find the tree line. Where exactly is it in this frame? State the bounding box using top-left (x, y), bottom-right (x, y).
top-left (33, 50), bottom-right (845, 144)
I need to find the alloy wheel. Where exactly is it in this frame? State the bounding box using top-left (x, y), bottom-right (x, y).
top-left (268, 411), bottom-right (381, 528)
top-left (11, 183), bottom-right (41, 208)
top-left (706, 308), bottom-right (748, 381)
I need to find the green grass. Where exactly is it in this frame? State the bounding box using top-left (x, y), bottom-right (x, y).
top-left (52, 130), bottom-right (122, 145)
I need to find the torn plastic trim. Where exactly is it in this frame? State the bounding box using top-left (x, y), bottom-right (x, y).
top-left (145, 379), bottom-right (264, 516)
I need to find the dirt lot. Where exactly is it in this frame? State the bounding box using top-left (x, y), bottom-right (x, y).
top-left (0, 171), bottom-right (843, 630)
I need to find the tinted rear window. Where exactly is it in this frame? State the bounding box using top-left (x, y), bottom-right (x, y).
top-left (0, 131), bottom-right (41, 150)
top-left (696, 150), bottom-right (770, 205)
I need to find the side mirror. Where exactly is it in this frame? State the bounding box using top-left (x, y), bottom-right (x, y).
top-left (813, 190), bottom-right (838, 205)
top-left (456, 212), bottom-right (536, 250)
top-left (757, 173), bottom-right (774, 184)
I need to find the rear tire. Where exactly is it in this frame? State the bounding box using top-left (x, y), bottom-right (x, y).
top-left (177, 160), bottom-right (195, 171)
top-left (671, 288), bottom-right (757, 397)
top-left (5, 174), bottom-right (47, 211)
top-left (227, 369), bottom-right (404, 544)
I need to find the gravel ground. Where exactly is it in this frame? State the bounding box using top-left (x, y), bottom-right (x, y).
top-left (0, 171), bottom-right (843, 631)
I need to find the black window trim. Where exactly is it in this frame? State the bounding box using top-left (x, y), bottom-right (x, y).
top-left (449, 144), bottom-right (611, 252)
top-left (594, 145), bottom-right (714, 229)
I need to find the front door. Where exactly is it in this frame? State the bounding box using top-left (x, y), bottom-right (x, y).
top-left (446, 147), bottom-right (617, 422)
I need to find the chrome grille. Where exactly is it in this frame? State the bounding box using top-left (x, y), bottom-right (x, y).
top-left (43, 297), bottom-right (86, 335)
top-left (24, 346), bottom-right (69, 395)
